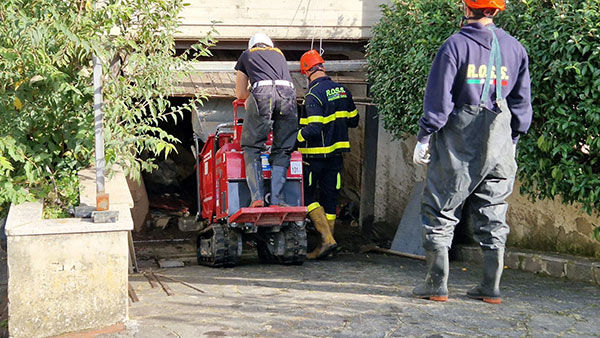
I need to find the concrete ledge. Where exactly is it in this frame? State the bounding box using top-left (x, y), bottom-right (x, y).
top-left (6, 202), bottom-right (132, 236)
top-left (455, 245), bottom-right (600, 287)
top-left (6, 166), bottom-right (133, 338)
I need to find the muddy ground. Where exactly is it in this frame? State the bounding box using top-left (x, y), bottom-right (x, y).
top-left (105, 221), bottom-right (600, 338)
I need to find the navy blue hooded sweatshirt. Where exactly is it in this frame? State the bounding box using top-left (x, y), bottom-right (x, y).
top-left (417, 23), bottom-right (532, 144)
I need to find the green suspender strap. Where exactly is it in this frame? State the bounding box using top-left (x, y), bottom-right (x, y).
top-left (480, 27), bottom-right (503, 104)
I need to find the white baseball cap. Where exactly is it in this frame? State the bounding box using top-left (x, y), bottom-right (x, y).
top-left (248, 33), bottom-right (274, 49)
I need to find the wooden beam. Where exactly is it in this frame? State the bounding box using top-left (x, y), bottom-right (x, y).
top-left (186, 60), bottom-right (367, 73)
top-left (360, 245), bottom-right (426, 261)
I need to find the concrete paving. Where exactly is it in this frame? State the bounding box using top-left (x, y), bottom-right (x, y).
top-left (103, 252), bottom-right (600, 338)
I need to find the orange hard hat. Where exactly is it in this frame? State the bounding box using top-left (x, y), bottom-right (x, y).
top-left (300, 50), bottom-right (324, 75)
top-left (464, 0), bottom-right (505, 11)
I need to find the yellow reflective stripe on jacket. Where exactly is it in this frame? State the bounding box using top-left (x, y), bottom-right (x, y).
top-left (299, 115), bottom-right (324, 125)
top-left (297, 130), bottom-right (305, 142)
top-left (298, 141), bottom-right (350, 155)
top-left (299, 109), bottom-right (358, 126)
top-left (326, 213), bottom-right (337, 221)
top-left (307, 202), bottom-right (321, 212)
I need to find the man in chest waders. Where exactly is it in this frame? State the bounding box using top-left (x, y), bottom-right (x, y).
top-left (412, 0), bottom-right (533, 304)
top-left (235, 33), bottom-right (298, 207)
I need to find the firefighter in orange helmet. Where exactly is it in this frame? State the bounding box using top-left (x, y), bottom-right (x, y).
top-left (298, 50), bottom-right (359, 259)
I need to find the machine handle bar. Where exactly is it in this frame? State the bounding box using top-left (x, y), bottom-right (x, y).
top-left (232, 99), bottom-right (246, 126)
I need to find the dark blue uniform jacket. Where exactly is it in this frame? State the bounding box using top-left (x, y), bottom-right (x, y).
top-left (297, 76), bottom-right (359, 158)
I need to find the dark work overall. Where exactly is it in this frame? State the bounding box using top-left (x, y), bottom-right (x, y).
top-left (421, 28), bottom-right (517, 252)
top-left (241, 84), bottom-right (298, 204)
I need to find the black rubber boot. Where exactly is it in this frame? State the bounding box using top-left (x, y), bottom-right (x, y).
top-left (412, 249), bottom-right (449, 302)
top-left (467, 248), bottom-right (504, 304)
top-left (270, 165), bottom-right (288, 206)
top-left (245, 161), bottom-right (264, 207)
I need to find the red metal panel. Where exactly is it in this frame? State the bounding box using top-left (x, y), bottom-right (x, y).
top-left (229, 206), bottom-right (307, 226)
top-left (215, 148), bottom-right (230, 220)
top-left (200, 135), bottom-right (216, 220)
top-left (225, 151), bottom-right (245, 179)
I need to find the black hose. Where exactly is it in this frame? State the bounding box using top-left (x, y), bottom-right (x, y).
top-left (193, 133), bottom-right (202, 221)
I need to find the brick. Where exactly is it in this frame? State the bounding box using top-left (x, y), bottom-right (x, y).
top-left (522, 255), bottom-right (543, 273)
top-left (73, 205), bottom-right (96, 218)
top-left (566, 262), bottom-right (594, 283)
top-left (158, 259), bottom-right (185, 268)
top-left (92, 210), bottom-right (119, 223)
top-left (540, 255), bottom-right (567, 278)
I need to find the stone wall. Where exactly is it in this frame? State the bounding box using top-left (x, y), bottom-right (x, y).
top-left (373, 123), bottom-right (600, 259)
top-left (5, 166), bottom-right (134, 337)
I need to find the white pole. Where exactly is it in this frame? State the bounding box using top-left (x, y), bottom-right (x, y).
top-left (93, 54), bottom-right (108, 210)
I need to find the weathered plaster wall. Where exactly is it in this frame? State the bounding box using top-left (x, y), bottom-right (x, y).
top-left (507, 182), bottom-right (600, 259)
top-left (176, 0), bottom-right (389, 40)
top-left (374, 125), bottom-right (600, 259)
top-left (374, 126), bottom-right (425, 229)
top-left (6, 166), bottom-right (134, 337)
top-left (8, 230), bottom-right (129, 338)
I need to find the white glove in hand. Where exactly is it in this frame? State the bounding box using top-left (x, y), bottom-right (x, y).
top-left (413, 141), bottom-right (431, 165)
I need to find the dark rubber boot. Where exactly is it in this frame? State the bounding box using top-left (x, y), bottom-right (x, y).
top-left (412, 249), bottom-right (449, 302)
top-left (245, 161), bottom-right (264, 207)
top-left (270, 165), bottom-right (288, 206)
top-left (467, 248), bottom-right (504, 304)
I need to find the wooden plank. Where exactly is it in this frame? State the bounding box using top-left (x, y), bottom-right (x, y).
top-left (186, 60), bottom-right (366, 73)
top-left (152, 271), bottom-right (174, 296)
top-left (173, 72), bottom-right (371, 99)
top-left (154, 273), bottom-right (206, 294)
top-left (360, 245), bottom-right (426, 262)
top-left (144, 271), bottom-right (159, 289)
top-left (128, 283), bottom-right (139, 302)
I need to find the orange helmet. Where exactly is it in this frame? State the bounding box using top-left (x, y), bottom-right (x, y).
top-left (464, 0), bottom-right (505, 11)
top-left (300, 50), bottom-right (325, 75)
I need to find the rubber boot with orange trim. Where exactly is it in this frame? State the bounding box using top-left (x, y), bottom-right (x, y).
top-left (467, 248), bottom-right (504, 304)
top-left (412, 249), bottom-right (449, 302)
top-left (306, 207), bottom-right (337, 259)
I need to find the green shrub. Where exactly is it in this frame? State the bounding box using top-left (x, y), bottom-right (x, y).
top-left (368, 0), bottom-right (600, 214)
top-left (0, 0), bottom-right (215, 211)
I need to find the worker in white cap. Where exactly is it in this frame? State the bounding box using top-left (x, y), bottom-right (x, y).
top-left (235, 33), bottom-right (298, 208)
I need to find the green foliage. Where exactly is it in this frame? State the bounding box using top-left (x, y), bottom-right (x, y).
top-left (367, 0), bottom-right (459, 137)
top-left (368, 0), bottom-right (600, 214)
top-left (0, 0), bottom-right (215, 209)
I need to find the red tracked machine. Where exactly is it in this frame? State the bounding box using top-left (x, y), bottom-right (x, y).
top-left (192, 99), bottom-right (307, 267)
